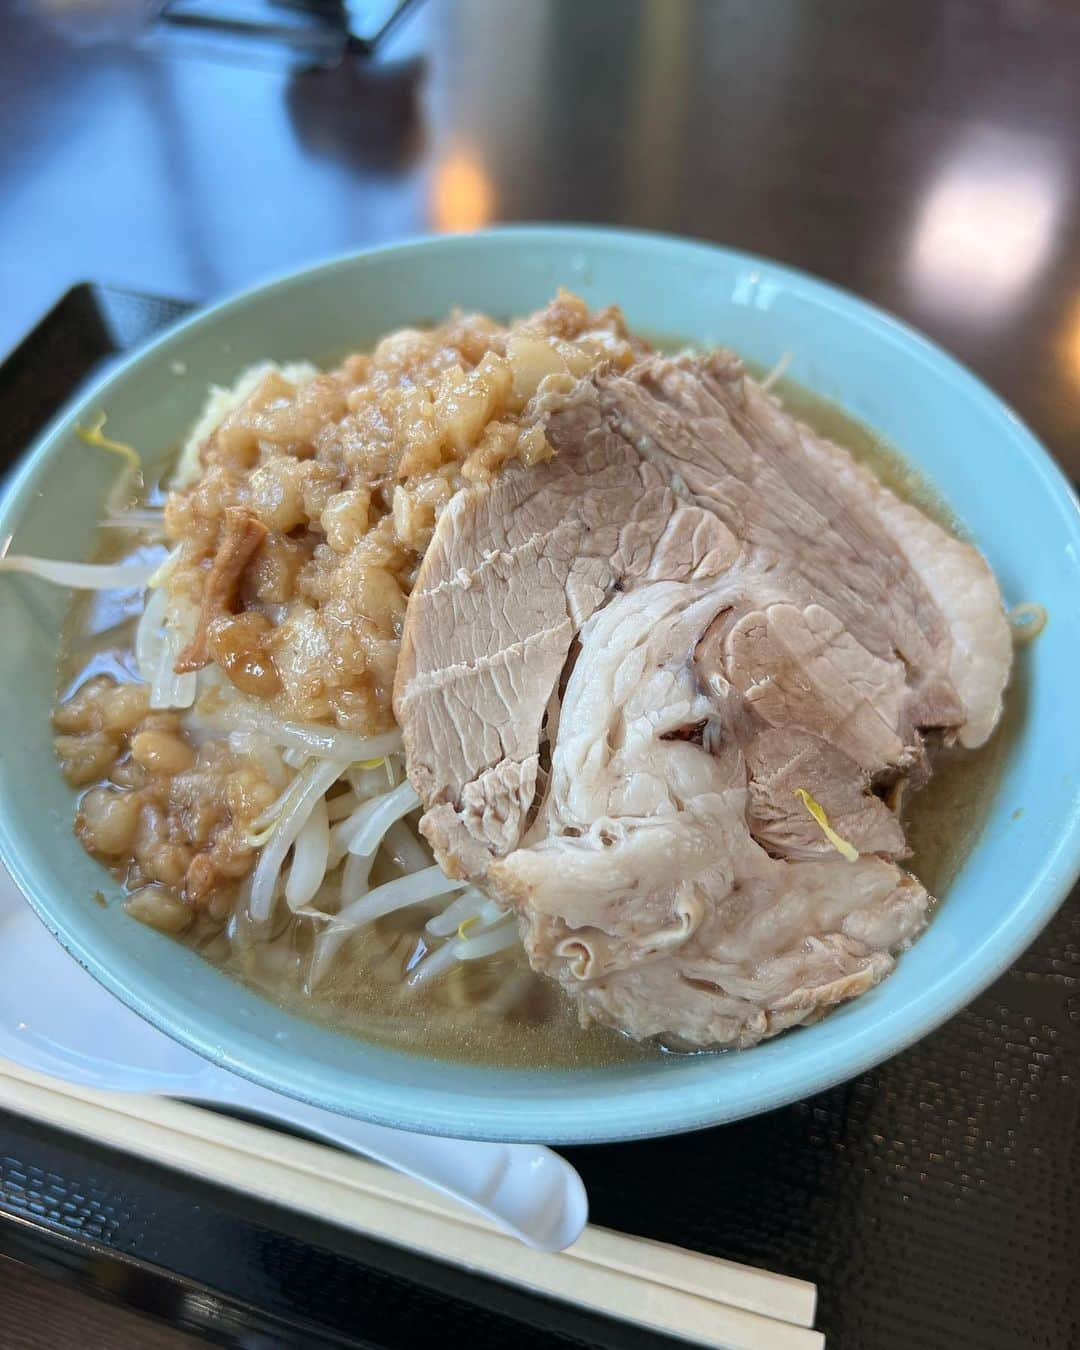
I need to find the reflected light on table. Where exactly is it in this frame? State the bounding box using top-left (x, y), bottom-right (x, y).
top-left (907, 131), bottom-right (1063, 322)
top-left (431, 148), bottom-right (495, 233)
top-left (1059, 293), bottom-right (1080, 387)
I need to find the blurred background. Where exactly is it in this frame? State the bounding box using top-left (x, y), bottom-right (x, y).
top-left (3, 0), bottom-right (1079, 465)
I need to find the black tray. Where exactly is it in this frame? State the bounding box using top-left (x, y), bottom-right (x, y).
top-left (1, 285), bottom-right (1077, 1350)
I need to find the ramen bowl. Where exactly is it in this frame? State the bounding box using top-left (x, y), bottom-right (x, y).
top-left (1, 228), bottom-right (1078, 1142)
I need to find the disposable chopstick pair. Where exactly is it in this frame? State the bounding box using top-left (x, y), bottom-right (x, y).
top-left (0, 1060), bottom-right (823, 1350)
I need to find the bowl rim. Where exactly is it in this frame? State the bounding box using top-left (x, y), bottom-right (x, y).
top-left (2, 224), bottom-right (1080, 1142)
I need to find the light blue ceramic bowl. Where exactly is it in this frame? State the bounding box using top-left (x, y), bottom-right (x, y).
top-left (2, 228), bottom-right (1079, 1143)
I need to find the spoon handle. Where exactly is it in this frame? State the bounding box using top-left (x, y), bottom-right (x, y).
top-left (189, 1072), bottom-right (587, 1251)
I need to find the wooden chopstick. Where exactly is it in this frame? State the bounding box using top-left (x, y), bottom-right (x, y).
top-left (0, 1060), bottom-right (823, 1350)
top-left (570, 1227), bottom-right (816, 1330)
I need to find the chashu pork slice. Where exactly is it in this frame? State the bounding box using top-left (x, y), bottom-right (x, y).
top-left (393, 353), bottom-right (1011, 1048)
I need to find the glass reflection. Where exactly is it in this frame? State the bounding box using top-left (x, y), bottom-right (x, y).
top-left (431, 146), bottom-right (495, 233)
top-left (1059, 293), bottom-right (1080, 386)
top-left (907, 129), bottom-right (1063, 321)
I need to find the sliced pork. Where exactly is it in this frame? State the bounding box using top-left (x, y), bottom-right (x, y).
top-left (394, 353), bottom-right (1011, 1048)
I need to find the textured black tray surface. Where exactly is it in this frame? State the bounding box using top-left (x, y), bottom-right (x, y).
top-left (1, 285), bottom-right (1077, 1350)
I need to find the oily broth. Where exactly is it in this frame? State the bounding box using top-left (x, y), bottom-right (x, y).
top-left (221, 911), bottom-right (646, 1067)
top-left (58, 367), bottom-right (1013, 1068)
top-left (904, 667), bottom-right (1023, 899)
top-left (767, 375), bottom-right (962, 533)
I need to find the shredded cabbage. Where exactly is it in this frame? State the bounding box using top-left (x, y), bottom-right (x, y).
top-left (407, 914), bottom-right (518, 989)
top-left (794, 788), bottom-right (859, 862)
top-left (285, 796), bottom-right (330, 911)
top-left (454, 919), bottom-right (518, 961)
top-left (343, 781), bottom-right (420, 862)
top-left (200, 699), bottom-right (403, 764)
top-left (760, 351), bottom-right (792, 394)
top-left (341, 849), bottom-right (373, 904)
top-left (383, 819), bottom-right (432, 873)
top-left (135, 584), bottom-right (168, 678)
top-left (329, 864), bottom-right (465, 931)
top-left (326, 790), bottom-right (361, 823)
top-left (309, 865), bottom-right (466, 988)
top-left (76, 413), bottom-right (143, 514)
top-left (247, 772), bottom-right (302, 841)
top-left (147, 547), bottom-right (181, 589)
top-left (406, 939), bottom-right (461, 989)
top-left (270, 723), bottom-right (401, 762)
top-left (185, 691), bottom-right (515, 989)
top-left (76, 413), bottom-right (140, 471)
top-left (134, 583), bottom-right (198, 710)
top-left (99, 508), bottom-right (166, 534)
top-left (346, 762), bottom-right (393, 798)
top-left (0, 555), bottom-right (156, 589)
top-left (249, 757), bottom-right (349, 921)
top-left (425, 890), bottom-right (489, 938)
top-left (151, 603), bottom-right (198, 710)
top-left (426, 891), bottom-right (507, 941)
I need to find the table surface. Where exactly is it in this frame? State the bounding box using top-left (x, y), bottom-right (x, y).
top-left (2, 2), bottom-right (1080, 1348)
top-left (4, 0), bottom-right (1080, 477)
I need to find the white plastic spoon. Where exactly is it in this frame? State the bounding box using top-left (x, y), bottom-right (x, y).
top-left (0, 871), bottom-right (587, 1251)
